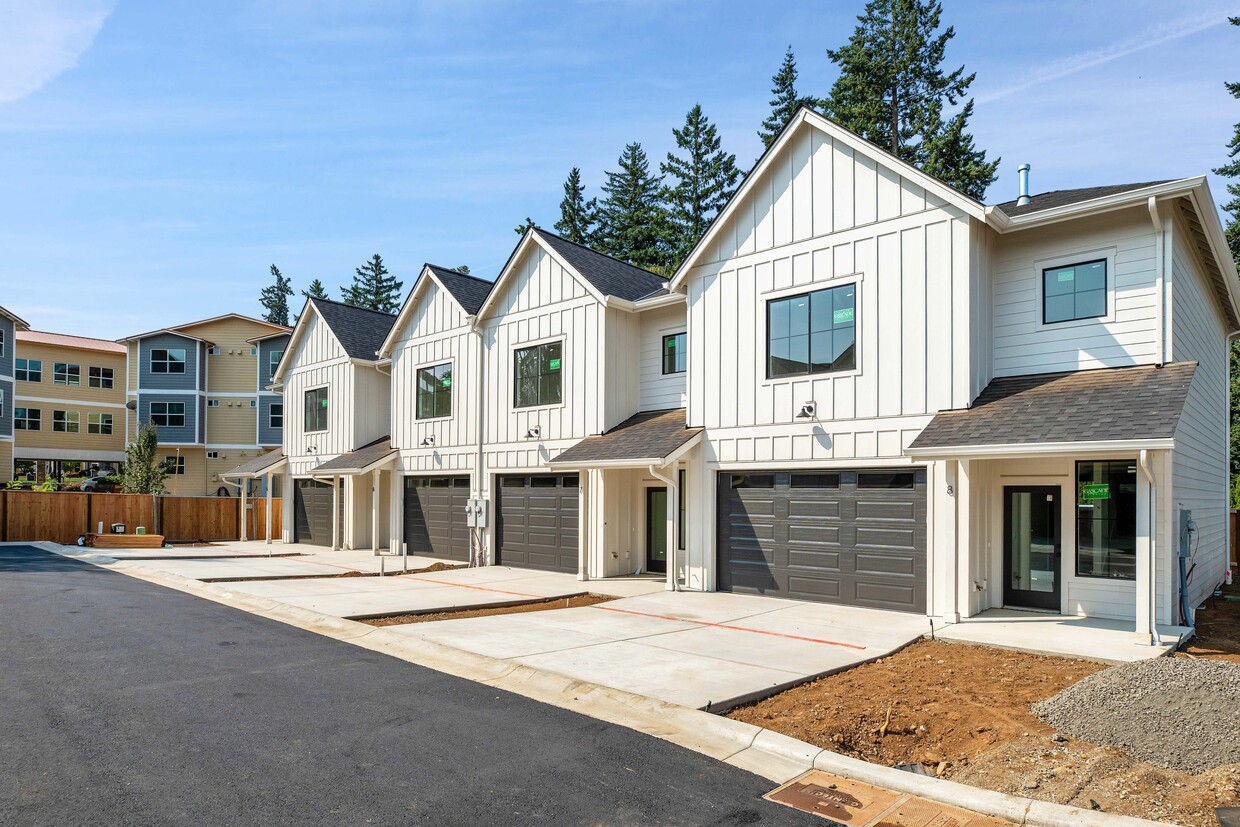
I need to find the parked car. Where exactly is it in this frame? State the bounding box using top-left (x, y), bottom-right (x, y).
top-left (80, 475), bottom-right (121, 493)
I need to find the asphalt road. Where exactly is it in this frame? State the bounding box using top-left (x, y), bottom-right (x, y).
top-left (0, 545), bottom-right (818, 826)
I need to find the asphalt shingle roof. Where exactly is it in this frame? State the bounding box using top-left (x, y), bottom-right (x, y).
top-left (532, 229), bottom-right (669, 302)
top-left (908, 362), bottom-right (1196, 451)
top-left (310, 298), bottom-right (397, 360)
top-left (991, 181), bottom-right (1171, 218)
top-left (223, 448), bottom-right (285, 478)
top-left (550, 408), bottom-right (701, 465)
top-left (425, 265), bottom-right (493, 315)
top-left (313, 437), bottom-right (397, 474)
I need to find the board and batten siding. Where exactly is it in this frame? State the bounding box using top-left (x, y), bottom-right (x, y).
top-left (282, 310), bottom-right (355, 475)
top-left (638, 303), bottom-right (687, 412)
top-left (1169, 213), bottom-right (1230, 610)
top-left (990, 207), bottom-right (1159, 377)
top-left (391, 280), bottom-right (480, 476)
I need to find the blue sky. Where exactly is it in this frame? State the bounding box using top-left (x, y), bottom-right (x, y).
top-left (1, 0), bottom-right (1237, 338)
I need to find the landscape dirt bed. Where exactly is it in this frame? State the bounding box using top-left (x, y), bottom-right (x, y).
top-left (1179, 581), bottom-right (1240, 663)
top-left (727, 639), bottom-right (1239, 827)
top-left (360, 593), bottom-right (615, 626)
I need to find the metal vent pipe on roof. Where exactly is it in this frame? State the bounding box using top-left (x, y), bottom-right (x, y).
top-left (1017, 163), bottom-right (1031, 206)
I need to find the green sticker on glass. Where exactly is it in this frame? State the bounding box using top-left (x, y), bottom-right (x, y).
top-left (1080, 483), bottom-right (1109, 500)
top-left (320, 399), bottom-right (328, 408)
top-left (833, 307), bottom-right (855, 324)
top-left (667, 340), bottom-right (676, 348)
top-left (548, 358), bottom-right (561, 370)
top-left (441, 376), bottom-right (451, 388)
top-left (1058, 269), bottom-right (1075, 282)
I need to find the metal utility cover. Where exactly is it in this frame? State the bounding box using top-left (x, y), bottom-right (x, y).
top-left (766, 771), bottom-right (1013, 826)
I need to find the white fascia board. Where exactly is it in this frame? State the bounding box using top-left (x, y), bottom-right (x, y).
top-left (904, 438), bottom-right (1175, 460)
top-left (606, 292), bottom-right (685, 313)
top-left (984, 178), bottom-right (1204, 233)
top-left (378, 267), bottom-right (436, 358)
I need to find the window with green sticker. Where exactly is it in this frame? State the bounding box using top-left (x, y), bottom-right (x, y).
top-left (514, 341), bottom-right (562, 408)
top-left (1076, 459), bottom-right (1137, 580)
top-left (767, 283), bottom-right (856, 378)
top-left (1043, 259), bottom-right (1106, 324)
top-left (304, 387), bottom-right (328, 432)
top-left (662, 332), bottom-right (687, 374)
top-left (416, 362), bottom-right (453, 419)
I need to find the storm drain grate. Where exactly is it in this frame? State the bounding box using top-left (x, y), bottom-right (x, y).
top-left (765, 771), bottom-right (1013, 826)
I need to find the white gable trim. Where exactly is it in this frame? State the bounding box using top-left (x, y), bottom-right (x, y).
top-left (273, 300), bottom-right (345, 385)
top-left (378, 265), bottom-right (475, 358)
top-left (669, 107), bottom-right (986, 291)
top-left (474, 230), bottom-right (608, 323)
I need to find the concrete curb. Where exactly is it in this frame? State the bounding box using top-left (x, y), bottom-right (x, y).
top-left (40, 543), bottom-right (1168, 827)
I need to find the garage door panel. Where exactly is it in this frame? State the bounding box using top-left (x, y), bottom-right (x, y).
top-left (788, 498), bottom-right (841, 519)
top-left (787, 523), bottom-right (840, 544)
top-left (854, 551), bottom-right (919, 577)
top-left (856, 500), bottom-right (916, 521)
top-left (497, 474), bottom-right (578, 573)
top-left (856, 526), bottom-right (918, 549)
top-left (856, 581), bottom-right (919, 610)
top-left (788, 548), bottom-right (841, 570)
top-left (786, 574), bottom-right (844, 602)
top-left (404, 476), bottom-right (470, 561)
top-left (294, 480), bottom-right (340, 547)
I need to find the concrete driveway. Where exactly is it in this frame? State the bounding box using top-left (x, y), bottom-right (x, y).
top-left (388, 590), bottom-right (928, 710)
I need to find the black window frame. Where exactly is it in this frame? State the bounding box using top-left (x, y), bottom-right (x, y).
top-left (416, 362), bottom-right (453, 420)
top-left (149, 401), bottom-right (185, 428)
top-left (270, 402), bottom-right (283, 429)
top-left (53, 362), bottom-right (80, 386)
top-left (1042, 259), bottom-right (1107, 325)
top-left (766, 282), bottom-right (857, 379)
top-left (150, 348), bottom-right (187, 375)
top-left (662, 332), bottom-right (687, 375)
top-left (269, 349), bottom-right (283, 380)
top-left (1075, 459), bottom-right (1137, 581)
top-left (15, 407), bottom-right (40, 431)
top-left (304, 387), bottom-right (328, 432)
top-left (513, 341), bottom-right (563, 409)
top-left (16, 358), bottom-right (41, 382)
top-left (88, 366), bottom-right (114, 389)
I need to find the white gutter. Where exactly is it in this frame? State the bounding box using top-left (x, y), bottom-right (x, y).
top-left (1138, 449), bottom-right (1160, 646)
top-left (1147, 196), bottom-right (1166, 365)
top-left (984, 178), bottom-right (1205, 233)
top-left (905, 437), bottom-right (1175, 461)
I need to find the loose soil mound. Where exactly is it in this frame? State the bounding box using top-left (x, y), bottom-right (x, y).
top-left (1181, 584), bottom-right (1240, 663)
top-left (361, 593), bottom-right (615, 626)
top-left (1032, 658), bottom-right (1240, 773)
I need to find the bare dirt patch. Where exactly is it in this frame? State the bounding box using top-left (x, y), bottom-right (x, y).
top-left (360, 593), bottom-right (615, 626)
top-left (727, 639), bottom-right (1239, 827)
top-left (1180, 582), bottom-right (1240, 663)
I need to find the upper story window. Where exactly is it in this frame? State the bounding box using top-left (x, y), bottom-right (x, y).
top-left (304, 387), bottom-right (328, 432)
top-left (52, 410), bottom-right (79, 433)
top-left (150, 348), bottom-right (187, 374)
top-left (16, 358), bottom-right (41, 382)
top-left (662, 332), bottom-right (687, 374)
top-left (0, 329), bottom-right (4, 357)
top-left (416, 362), bottom-right (453, 419)
top-left (150, 401), bottom-right (185, 428)
top-left (15, 407), bottom-right (40, 431)
top-left (767, 283), bottom-right (856, 379)
top-left (1043, 259), bottom-right (1106, 324)
top-left (53, 362), bottom-right (80, 386)
top-left (88, 413), bottom-right (113, 435)
top-left (270, 403), bottom-right (283, 429)
top-left (88, 366), bottom-right (114, 389)
top-left (514, 341), bottom-right (562, 408)
top-left (268, 349), bottom-right (283, 380)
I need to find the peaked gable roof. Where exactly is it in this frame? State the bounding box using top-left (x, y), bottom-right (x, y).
top-left (308, 297), bottom-right (397, 361)
top-left (426, 265), bottom-right (493, 315)
top-left (0, 304), bottom-right (29, 330)
top-left (120, 313), bottom-right (290, 343)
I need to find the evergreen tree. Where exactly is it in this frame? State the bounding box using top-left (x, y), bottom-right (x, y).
top-left (514, 217), bottom-right (537, 236)
top-left (1214, 17), bottom-right (1240, 481)
top-left (759, 47), bottom-right (809, 149)
top-left (454, 265), bottom-right (471, 274)
top-left (823, 0), bottom-right (998, 199)
top-left (121, 422), bottom-right (168, 495)
top-left (596, 142), bottom-right (668, 269)
top-left (258, 264), bottom-right (293, 326)
top-left (341, 254), bottom-right (403, 313)
top-left (302, 279), bottom-right (328, 301)
top-left (661, 104), bottom-right (743, 265)
top-left (554, 167), bottom-right (598, 245)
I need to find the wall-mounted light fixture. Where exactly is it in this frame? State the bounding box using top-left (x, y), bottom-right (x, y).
top-left (796, 401), bottom-right (817, 420)
top-left (420, 434), bottom-right (436, 447)
top-left (307, 444), bottom-right (318, 454)
top-left (525, 425), bottom-right (541, 440)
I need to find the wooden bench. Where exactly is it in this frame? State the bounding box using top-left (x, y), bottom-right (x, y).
top-left (84, 533), bottom-right (166, 549)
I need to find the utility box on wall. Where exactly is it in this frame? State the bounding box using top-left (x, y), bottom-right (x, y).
top-left (466, 498), bottom-right (489, 528)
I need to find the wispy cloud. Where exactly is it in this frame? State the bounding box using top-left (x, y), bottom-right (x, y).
top-left (0, 0), bottom-right (115, 104)
top-left (974, 9), bottom-right (1230, 104)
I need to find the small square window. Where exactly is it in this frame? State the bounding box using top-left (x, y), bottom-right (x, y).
top-left (513, 342), bottom-right (562, 408)
top-left (208, 399), bottom-right (220, 408)
top-left (87, 413), bottom-right (113, 435)
top-left (163, 456), bottom-right (186, 475)
top-left (88, 366), bottom-right (114, 389)
top-left (53, 363), bottom-right (80, 386)
top-left (662, 332), bottom-right (687, 374)
top-left (53, 410), bottom-right (80, 433)
top-left (15, 407), bottom-right (41, 431)
top-left (1043, 260), bottom-right (1107, 324)
top-left (16, 359), bottom-right (42, 382)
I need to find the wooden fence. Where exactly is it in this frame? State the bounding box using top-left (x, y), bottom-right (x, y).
top-left (0, 491), bottom-right (282, 544)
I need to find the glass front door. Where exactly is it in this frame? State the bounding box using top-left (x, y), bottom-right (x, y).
top-left (1003, 486), bottom-right (1061, 610)
top-left (646, 487), bottom-right (668, 573)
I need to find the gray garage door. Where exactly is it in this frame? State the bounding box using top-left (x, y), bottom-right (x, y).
top-left (497, 474), bottom-right (579, 573)
top-left (716, 469), bottom-right (927, 612)
top-left (404, 476), bottom-right (471, 561)
top-left (294, 479), bottom-right (342, 547)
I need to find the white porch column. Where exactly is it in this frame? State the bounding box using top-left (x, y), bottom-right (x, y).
top-left (1135, 453), bottom-right (1155, 644)
top-left (955, 460), bottom-right (972, 619)
top-left (239, 484), bottom-right (249, 542)
top-left (588, 468), bottom-right (607, 579)
top-left (371, 469), bottom-right (380, 552)
top-left (264, 472), bottom-right (273, 545)
top-left (331, 475), bottom-right (341, 551)
top-left (390, 469), bottom-right (402, 558)
top-left (577, 470), bottom-right (589, 581)
top-left (666, 468), bottom-right (678, 591)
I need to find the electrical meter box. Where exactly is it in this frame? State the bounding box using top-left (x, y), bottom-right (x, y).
top-left (466, 498), bottom-right (489, 528)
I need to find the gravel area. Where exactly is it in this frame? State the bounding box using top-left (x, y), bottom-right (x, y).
top-left (1032, 657), bottom-right (1240, 774)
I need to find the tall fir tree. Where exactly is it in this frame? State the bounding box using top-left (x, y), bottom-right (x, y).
top-left (514, 217), bottom-right (538, 236)
top-left (1214, 17), bottom-right (1240, 486)
top-left (341, 254), bottom-right (402, 313)
top-left (596, 142), bottom-right (668, 269)
top-left (303, 279), bottom-right (328, 300)
top-left (453, 265), bottom-right (471, 274)
top-left (661, 104), bottom-right (743, 265)
top-left (759, 47), bottom-right (809, 149)
top-left (258, 264), bottom-right (293, 326)
top-left (823, 0), bottom-right (998, 199)
top-left (554, 167), bottom-right (598, 245)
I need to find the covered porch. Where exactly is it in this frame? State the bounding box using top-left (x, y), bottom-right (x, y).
top-left (548, 408), bottom-right (702, 587)
top-left (220, 448), bottom-right (287, 544)
top-left (309, 437), bottom-right (398, 552)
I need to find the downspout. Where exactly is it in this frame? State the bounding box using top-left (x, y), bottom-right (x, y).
top-left (1147, 196), bottom-right (1166, 366)
top-left (648, 462), bottom-right (678, 591)
top-left (1138, 449), bottom-right (1159, 646)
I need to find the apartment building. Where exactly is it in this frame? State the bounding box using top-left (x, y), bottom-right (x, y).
top-left (12, 330), bottom-right (127, 479)
top-left (0, 304), bottom-right (31, 482)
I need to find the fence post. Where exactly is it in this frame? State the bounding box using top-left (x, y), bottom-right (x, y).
top-left (1, 490), bottom-right (6, 542)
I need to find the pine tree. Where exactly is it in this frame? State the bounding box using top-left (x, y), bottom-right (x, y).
top-left (661, 104), bottom-right (742, 265)
top-left (341, 254), bottom-right (402, 313)
top-left (759, 47), bottom-right (809, 149)
top-left (454, 265), bottom-right (471, 274)
top-left (514, 217), bottom-right (537, 236)
top-left (823, 0), bottom-right (998, 199)
top-left (1214, 17), bottom-right (1240, 479)
top-left (258, 264), bottom-right (293, 326)
top-left (121, 422), bottom-right (168, 495)
top-left (302, 279), bottom-right (328, 301)
top-left (596, 142), bottom-right (668, 269)
top-left (554, 167), bottom-right (598, 245)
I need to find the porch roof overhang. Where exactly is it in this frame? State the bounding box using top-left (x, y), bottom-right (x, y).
top-left (310, 437), bottom-right (398, 476)
top-left (547, 408), bottom-right (703, 469)
top-left (220, 448), bottom-right (287, 479)
top-left (905, 362), bottom-right (1195, 461)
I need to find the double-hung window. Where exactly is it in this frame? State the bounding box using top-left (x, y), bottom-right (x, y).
top-left (767, 282), bottom-right (856, 378)
top-left (1076, 460), bottom-right (1137, 581)
top-left (88, 366), bottom-right (114, 389)
top-left (53, 410), bottom-right (79, 433)
top-left (15, 407), bottom-right (40, 430)
top-left (416, 363), bottom-right (453, 419)
top-left (150, 401), bottom-right (185, 428)
top-left (16, 358), bottom-right (41, 382)
top-left (53, 362), bottom-right (80, 386)
top-left (270, 403), bottom-right (284, 429)
top-left (150, 348), bottom-right (186, 374)
top-left (269, 350), bottom-right (283, 380)
top-left (88, 413), bottom-right (113, 435)
top-left (1043, 259), bottom-right (1106, 324)
top-left (304, 387), bottom-right (328, 432)
top-left (662, 332), bottom-right (687, 374)
top-left (513, 341), bottom-right (562, 408)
